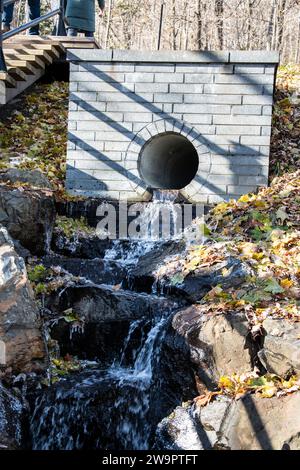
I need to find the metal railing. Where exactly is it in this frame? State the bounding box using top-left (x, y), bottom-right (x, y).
top-left (0, 0), bottom-right (66, 72)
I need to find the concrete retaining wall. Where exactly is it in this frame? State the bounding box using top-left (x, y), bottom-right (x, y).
top-left (66, 50), bottom-right (279, 203)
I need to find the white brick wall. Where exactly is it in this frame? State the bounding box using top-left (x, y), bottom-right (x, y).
top-left (66, 49), bottom-right (279, 203)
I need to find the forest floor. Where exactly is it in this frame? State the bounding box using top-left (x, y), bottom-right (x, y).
top-left (0, 64), bottom-right (300, 405)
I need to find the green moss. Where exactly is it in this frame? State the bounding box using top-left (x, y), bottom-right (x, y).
top-left (27, 264), bottom-right (49, 283)
top-left (56, 215), bottom-right (94, 238)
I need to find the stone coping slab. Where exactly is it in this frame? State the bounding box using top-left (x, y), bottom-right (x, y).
top-left (67, 49), bottom-right (279, 64)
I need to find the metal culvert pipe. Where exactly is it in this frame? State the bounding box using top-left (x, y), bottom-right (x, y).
top-left (138, 132), bottom-right (199, 190)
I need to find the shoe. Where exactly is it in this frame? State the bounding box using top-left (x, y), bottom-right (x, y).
top-left (1, 24), bottom-right (10, 33)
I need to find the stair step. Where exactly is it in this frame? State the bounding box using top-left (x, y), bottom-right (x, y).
top-left (6, 36), bottom-right (65, 54)
top-left (1, 36), bottom-right (100, 106)
top-left (52, 36), bottom-right (100, 49)
top-left (6, 60), bottom-right (36, 75)
top-left (15, 43), bottom-right (61, 60)
top-left (7, 35), bottom-right (99, 50)
top-left (4, 53), bottom-right (45, 69)
top-left (4, 47), bottom-right (53, 65)
top-left (6, 66), bottom-right (27, 81)
top-left (4, 42), bottom-right (63, 62)
top-left (0, 72), bottom-right (16, 88)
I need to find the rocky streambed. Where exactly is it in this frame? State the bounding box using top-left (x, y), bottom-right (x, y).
top-left (1, 169), bottom-right (300, 451)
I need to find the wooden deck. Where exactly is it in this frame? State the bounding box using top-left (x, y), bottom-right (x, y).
top-left (0, 35), bottom-right (100, 105)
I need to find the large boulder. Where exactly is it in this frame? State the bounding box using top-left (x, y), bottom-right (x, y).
top-left (46, 283), bottom-right (177, 365)
top-left (159, 257), bottom-right (251, 303)
top-left (0, 382), bottom-right (24, 450)
top-left (156, 392), bottom-right (300, 450)
top-left (155, 398), bottom-right (231, 450)
top-left (41, 255), bottom-right (126, 286)
top-left (0, 181), bottom-right (55, 256)
top-left (0, 169), bottom-right (52, 190)
top-left (149, 314), bottom-right (198, 431)
top-left (124, 240), bottom-right (186, 293)
top-left (258, 318), bottom-right (300, 377)
top-left (170, 305), bottom-right (253, 386)
top-left (0, 226), bottom-right (45, 372)
top-left (47, 283), bottom-right (175, 323)
top-left (30, 370), bottom-right (120, 450)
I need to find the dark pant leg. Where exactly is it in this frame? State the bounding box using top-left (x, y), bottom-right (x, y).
top-left (67, 28), bottom-right (78, 36)
top-left (85, 31), bottom-right (94, 38)
top-left (28, 0), bottom-right (40, 35)
top-left (2, 4), bottom-right (14, 28)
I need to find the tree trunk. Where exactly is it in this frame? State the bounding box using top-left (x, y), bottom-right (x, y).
top-left (104, 0), bottom-right (112, 49)
top-left (247, 0), bottom-right (255, 49)
top-left (215, 0), bottom-right (224, 49)
top-left (267, 0), bottom-right (276, 50)
top-left (277, 0), bottom-right (287, 52)
top-left (172, 0), bottom-right (177, 50)
top-left (296, 13), bottom-right (300, 62)
top-left (196, 0), bottom-right (203, 49)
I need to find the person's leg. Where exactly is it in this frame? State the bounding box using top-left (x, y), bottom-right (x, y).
top-left (67, 28), bottom-right (78, 37)
top-left (2, 4), bottom-right (14, 31)
top-left (28, 0), bottom-right (40, 35)
top-left (84, 31), bottom-right (94, 38)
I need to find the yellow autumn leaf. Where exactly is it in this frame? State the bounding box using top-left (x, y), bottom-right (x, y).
top-left (280, 278), bottom-right (294, 289)
top-left (281, 377), bottom-right (297, 389)
top-left (254, 200), bottom-right (268, 209)
top-left (253, 252), bottom-right (265, 261)
top-left (232, 299), bottom-right (246, 308)
top-left (260, 385), bottom-right (277, 398)
top-left (218, 376), bottom-right (235, 390)
top-left (213, 202), bottom-right (230, 214)
top-left (238, 194), bottom-right (252, 203)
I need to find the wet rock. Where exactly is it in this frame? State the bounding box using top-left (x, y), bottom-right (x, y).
top-left (156, 392), bottom-right (300, 450)
top-left (31, 367), bottom-right (169, 450)
top-left (170, 305), bottom-right (253, 386)
top-left (0, 226), bottom-right (45, 372)
top-left (47, 284), bottom-right (176, 364)
top-left (0, 382), bottom-right (24, 450)
top-left (30, 314), bottom-right (194, 451)
top-left (151, 315), bottom-right (198, 428)
top-left (51, 230), bottom-right (112, 259)
top-left (30, 370), bottom-right (119, 450)
top-left (121, 245), bottom-right (250, 302)
top-left (125, 240), bottom-right (185, 293)
top-left (258, 318), bottom-right (300, 377)
top-left (0, 184), bottom-right (55, 255)
top-left (0, 169), bottom-right (52, 190)
top-left (48, 283), bottom-right (174, 323)
top-left (41, 255), bottom-right (126, 286)
top-left (155, 398), bottom-right (231, 450)
top-left (161, 257), bottom-right (251, 303)
top-left (56, 197), bottom-right (111, 229)
top-left (11, 239), bottom-right (31, 261)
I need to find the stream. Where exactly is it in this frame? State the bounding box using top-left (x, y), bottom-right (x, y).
top-left (28, 192), bottom-right (198, 450)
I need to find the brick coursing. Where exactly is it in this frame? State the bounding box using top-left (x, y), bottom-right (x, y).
top-left (66, 50), bottom-right (279, 203)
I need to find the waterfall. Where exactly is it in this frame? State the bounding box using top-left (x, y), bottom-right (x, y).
top-left (104, 190), bottom-right (182, 265)
top-left (30, 312), bottom-right (168, 450)
top-left (107, 315), bottom-right (167, 449)
top-left (29, 189), bottom-right (192, 450)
